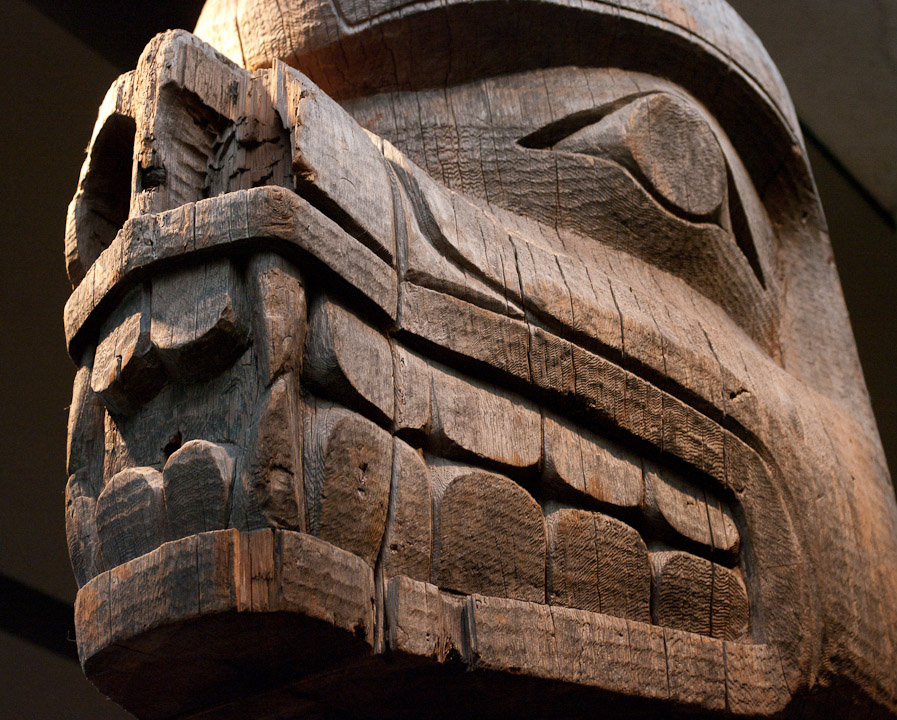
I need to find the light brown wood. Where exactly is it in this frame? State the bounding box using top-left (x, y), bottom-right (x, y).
top-left (381, 439), bottom-right (432, 582)
top-left (437, 471), bottom-right (546, 602)
top-left (303, 398), bottom-right (392, 565)
top-left (61, 2), bottom-right (897, 716)
top-left (304, 295), bottom-right (394, 425)
top-left (545, 504), bottom-right (651, 622)
top-left (651, 549), bottom-right (749, 641)
top-left (428, 360), bottom-right (541, 469)
top-left (543, 411), bottom-right (643, 508)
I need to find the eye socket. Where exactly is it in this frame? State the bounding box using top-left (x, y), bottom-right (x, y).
top-left (519, 92), bottom-right (766, 289)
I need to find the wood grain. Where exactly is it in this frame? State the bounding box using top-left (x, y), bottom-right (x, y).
top-left (95, 466), bottom-right (168, 567)
top-left (436, 471), bottom-right (545, 602)
top-left (151, 260), bottom-right (250, 383)
top-left (304, 295), bottom-right (394, 425)
top-left (163, 439), bottom-right (237, 539)
top-left (545, 504), bottom-right (651, 622)
top-left (303, 398), bottom-right (392, 565)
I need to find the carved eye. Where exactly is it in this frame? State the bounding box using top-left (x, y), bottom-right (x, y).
top-left (522, 92), bottom-right (726, 220)
top-left (519, 92), bottom-right (766, 288)
top-left (555, 93), bottom-right (726, 220)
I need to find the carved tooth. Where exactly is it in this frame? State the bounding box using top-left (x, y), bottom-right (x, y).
top-left (542, 411), bottom-right (643, 508)
top-left (706, 492), bottom-right (740, 554)
top-left (231, 375), bottom-right (303, 532)
top-left (428, 360), bottom-right (541, 469)
top-left (545, 504), bottom-right (651, 623)
top-left (150, 259), bottom-right (249, 383)
top-left (381, 439), bottom-right (432, 583)
top-left (91, 285), bottom-right (166, 415)
top-left (392, 343), bottom-right (431, 438)
top-left (650, 550), bottom-right (749, 640)
top-left (643, 460), bottom-right (740, 554)
top-left (644, 461), bottom-right (712, 546)
top-left (246, 252), bottom-right (307, 387)
top-left (65, 474), bottom-right (105, 586)
top-left (95, 466), bottom-right (167, 568)
top-left (163, 440), bottom-right (238, 539)
top-left (303, 398), bottom-right (392, 566)
top-left (432, 463), bottom-right (546, 603)
top-left (303, 295), bottom-right (394, 425)
top-left (651, 549), bottom-right (713, 636)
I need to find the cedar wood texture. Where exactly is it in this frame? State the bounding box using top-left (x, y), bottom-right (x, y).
top-left (61, 0), bottom-right (897, 717)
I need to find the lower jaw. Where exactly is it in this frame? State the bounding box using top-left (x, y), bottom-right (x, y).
top-left (75, 528), bottom-right (788, 720)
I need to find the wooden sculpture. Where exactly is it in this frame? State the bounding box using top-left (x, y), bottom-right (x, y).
top-left (63, 0), bottom-right (897, 717)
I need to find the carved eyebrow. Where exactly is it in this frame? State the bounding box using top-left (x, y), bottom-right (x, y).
top-left (517, 92), bottom-right (659, 149)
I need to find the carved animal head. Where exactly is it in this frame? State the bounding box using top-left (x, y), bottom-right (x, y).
top-left (63, 1), bottom-right (897, 717)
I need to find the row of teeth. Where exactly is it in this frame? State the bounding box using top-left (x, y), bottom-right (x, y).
top-left (84, 252), bottom-right (741, 567)
top-left (88, 415), bottom-right (748, 643)
top-left (77, 278), bottom-right (748, 642)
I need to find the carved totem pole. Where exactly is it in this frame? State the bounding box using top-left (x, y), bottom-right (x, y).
top-left (63, 0), bottom-right (897, 717)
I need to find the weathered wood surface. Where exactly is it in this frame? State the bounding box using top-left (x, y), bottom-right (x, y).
top-left (96, 466), bottom-right (167, 567)
top-left (380, 439), bottom-right (432, 582)
top-left (75, 530), bottom-right (376, 720)
top-left (304, 295), bottom-right (394, 425)
top-left (436, 471), bottom-right (546, 602)
top-left (545, 504), bottom-right (651, 622)
top-left (303, 398), bottom-right (392, 566)
top-left (163, 439), bottom-right (237, 539)
top-left (62, 2), bottom-right (897, 717)
top-left (75, 533), bottom-right (790, 719)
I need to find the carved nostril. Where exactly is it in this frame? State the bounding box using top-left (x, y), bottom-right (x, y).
top-left (163, 431), bottom-right (182, 461)
top-left (66, 112), bottom-right (136, 287)
top-left (138, 162), bottom-right (167, 190)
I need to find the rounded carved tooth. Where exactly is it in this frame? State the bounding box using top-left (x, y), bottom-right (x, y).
top-left (542, 411), bottom-right (643, 509)
top-left (428, 361), bottom-right (541, 469)
top-left (436, 470), bottom-right (546, 603)
top-left (91, 285), bottom-right (166, 415)
top-left (150, 259), bottom-right (249, 384)
top-left (95, 466), bottom-right (167, 568)
top-left (163, 440), bottom-right (237, 540)
top-left (303, 295), bottom-right (394, 425)
top-left (643, 460), bottom-right (740, 554)
top-left (303, 398), bottom-right (392, 566)
top-left (545, 504), bottom-right (651, 623)
top-left (392, 343), bottom-right (431, 438)
top-left (650, 549), bottom-right (749, 640)
top-left (66, 474), bottom-right (105, 586)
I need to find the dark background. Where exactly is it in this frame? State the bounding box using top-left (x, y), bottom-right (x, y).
top-left (1, 1), bottom-right (894, 716)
